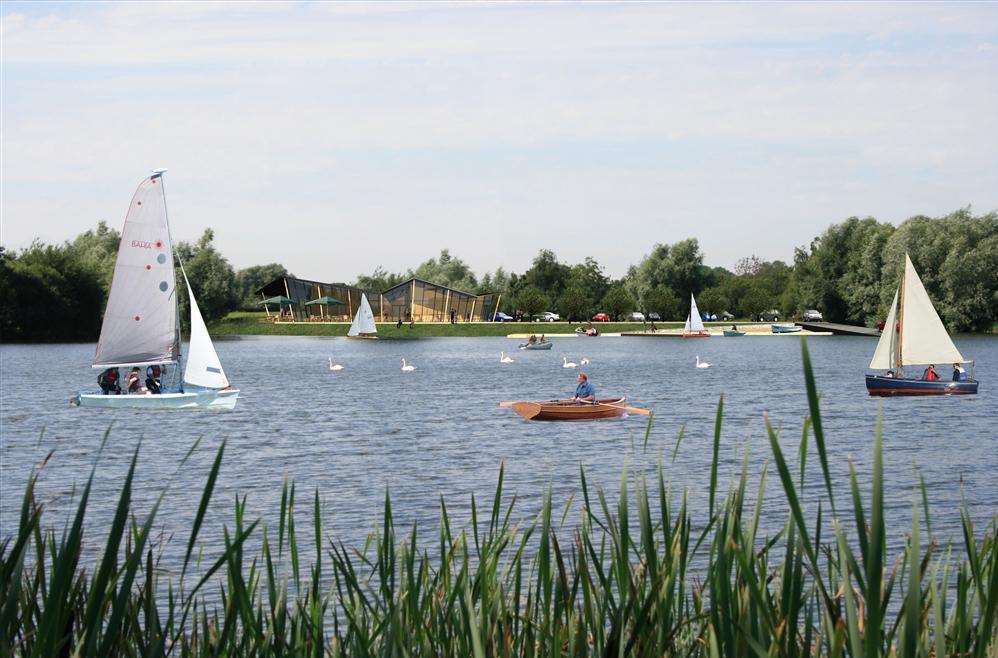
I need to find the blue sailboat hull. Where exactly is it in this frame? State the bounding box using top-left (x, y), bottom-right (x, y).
top-left (865, 375), bottom-right (978, 396)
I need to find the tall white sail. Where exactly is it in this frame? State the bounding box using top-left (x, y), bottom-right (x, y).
top-left (684, 294), bottom-right (706, 333)
top-left (93, 172), bottom-right (180, 367)
top-left (182, 269), bottom-right (229, 389)
top-left (348, 294), bottom-right (377, 336)
top-left (869, 288), bottom-right (899, 369)
top-left (898, 254), bottom-right (964, 366)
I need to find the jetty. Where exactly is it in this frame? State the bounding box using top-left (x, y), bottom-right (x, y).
top-left (796, 321), bottom-right (880, 337)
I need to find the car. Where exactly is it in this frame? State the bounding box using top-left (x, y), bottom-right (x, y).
top-left (538, 311), bottom-right (560, 322)
top-left (647, 312), bottom-right (662, 321)
top-left (720, 311), bottom-right (734, 321)
top-left (802, 309), bottom-right (824, 321)
top-left (592, 312), bottom-right (610, 322)
top-left (758, 310), bottom-right (780, 322)
top-left (493, 312), bottom-right (514, 322)
top-left (629, 312), bottom-right (645, 322)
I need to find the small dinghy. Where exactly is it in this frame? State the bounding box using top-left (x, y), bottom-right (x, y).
top-left (682, 295), bottom-right (710, 337)
top-left (347, 293), bottom-right (378, 339)
top-left (519, 341), bottom-right (553, 350)
top-left (73, 171), bottom-right (238, 410)
top-left (771, 324), bottom-right (802, 334)
top-left (865, 254), bottom-right (978, 396)
top-left (723, 330), bottom-right (746, 337)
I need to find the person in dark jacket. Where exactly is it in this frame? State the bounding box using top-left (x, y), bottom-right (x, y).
top-left (98, 368), bottom-right (120, 395)
top-left (145, 365), bottom-right (162, 394)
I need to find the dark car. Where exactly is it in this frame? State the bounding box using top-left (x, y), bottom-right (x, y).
top-left (758, 310), bottom-right (780, 322)
top-left (592, 313), bottom-right (610, 322)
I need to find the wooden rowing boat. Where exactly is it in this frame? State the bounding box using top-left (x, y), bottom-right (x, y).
top-left (508, 397), bottom-right (628, 421)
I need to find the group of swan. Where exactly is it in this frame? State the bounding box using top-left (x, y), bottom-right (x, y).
top-left (330, 353), bottom-right (709, 372)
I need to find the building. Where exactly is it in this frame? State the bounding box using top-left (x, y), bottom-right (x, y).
top-left (255, 276), bottom-right (501, 323)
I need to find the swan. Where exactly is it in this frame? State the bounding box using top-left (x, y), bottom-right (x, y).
top-left (328, 358), bottom-right (344, 371)
top-left (563, 356), bottom-right (577, 369)
top-left (580, 357), bottom-right (590, 365)
top-left (696, 355), bottom-right (711, 369)
top-left (500, 351), bottom-right (514, 364)
top-left (401, 358), bottom-right (416, 372)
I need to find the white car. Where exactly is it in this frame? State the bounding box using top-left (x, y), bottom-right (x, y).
top-left (629, 312), bottom-right (646, 321)
top-left (538, 311), bottom-right (560, 322)
top-left (802, 309), bottom-right (824, 321)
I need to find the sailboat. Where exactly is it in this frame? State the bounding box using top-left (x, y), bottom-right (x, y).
top-left (347, 293), bottom-right (378, 339)
top-left (865, 254), bottom-right (978, 396)
top-left (682, 294), bottom-right (710, 337)
top-left (73, 170), bottom-right (239, 409)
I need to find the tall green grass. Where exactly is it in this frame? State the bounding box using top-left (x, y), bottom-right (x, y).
top-left (2, 340), bottom-right (995, 656)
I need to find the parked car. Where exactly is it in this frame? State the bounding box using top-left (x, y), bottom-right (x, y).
top-left (592, 312), bottom-right (610, 322)
top-left (720, 311), bottom-right (734, 321)
top-left (538, 311), bottom-right (560, 322)
top-left (647, 312), bottom-right (662, 321)
top-left (802, 309), bottom-right (824, 321)
top-left (493, 312), bottom-right (514, 322)
top-left (758, 309), bottom-right (780, 322)
top-left (629, 311), bottom-right (645, 321)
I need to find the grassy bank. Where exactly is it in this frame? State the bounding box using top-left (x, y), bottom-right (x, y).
top-left (3, 341), bottom-right (996, 656)
top-left (211, 311), bottom-right (695, 337)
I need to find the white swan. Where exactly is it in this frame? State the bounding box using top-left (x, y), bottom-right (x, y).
top-left (563, 356), bottom-right (577, 369)
top-left (328, 358), bottom-right (344, 371)
top-left (696, 355), bottom-right (711, 369)
top-left (500, 351), bottom-right (514, 364)
top-left (401, 358), bottom-right (416, 372)
top-left (580, 357), bottom-right (590, 365)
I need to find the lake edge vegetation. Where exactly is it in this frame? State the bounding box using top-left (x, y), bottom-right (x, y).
top-left (2, 209), bottom-right (995, 341)
top-left (2, 341), bottom-right (995, 656)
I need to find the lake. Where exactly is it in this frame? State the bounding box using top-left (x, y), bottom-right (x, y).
top-left (1, 334), bottom-right (995, 573)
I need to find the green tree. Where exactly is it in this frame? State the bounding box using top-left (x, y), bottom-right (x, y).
top-left (737, 285), bottom-right (772, 319)
top-left (69, 220), bottom-right (120, 293)
top-left (175, 229), bottom-right (238, 327)
top-left (236, 263), bottom-right (289, 309)
top-left (520, 250), bottom-right (570, 300)
top-left (514, 286), bottom-right (549, 320)
top-left (641, 285), bottom-right (681, 320)
top-left (558, 282), bottom-right (591, 322)
top-left (411, 249), bottom-right (478, 291)
top-left (355, 266), bottom-right (406, 292)
top-left (696, 287), bottom-right (729, 317)
top-left (601, 286), bottom-right (634, 321)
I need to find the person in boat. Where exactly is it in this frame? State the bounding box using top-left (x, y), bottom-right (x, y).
top-left (731, 324), bottom-right (738, 331)
top-left (145, 365), bottom-right (162, 394)
top-left (573, 372), bottom-right (596, 404)
top-left (98, 367), bottom-right (120, 395)
top-left (539, 334), bottom-right (546, 343)
top-left (126, 367), bottom-right (143, 393)
top-left (952, 362), bottom-right (967, 381)
top-left (527, 334), bottom-right (537, 345)
top-left (922, 364), bottom-right (939, 381)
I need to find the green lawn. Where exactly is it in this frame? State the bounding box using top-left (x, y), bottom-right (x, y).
top-left (210, 311), bottom-right (702, 338)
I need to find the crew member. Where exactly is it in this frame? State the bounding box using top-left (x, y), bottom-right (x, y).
top-left (952, 362), bottom-right (967, 381)
top-left (146, 365), bottom-right (162, 394)
top-left (98, 368), bottom-right (120, 395)
top-left (573, 372), bottom-right (596, 403)
top-left (922, 364), bottom-right (939, 381)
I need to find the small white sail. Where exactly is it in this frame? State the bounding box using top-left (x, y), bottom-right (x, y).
top-left (182, 269), bottom-right (229, 389)
top-left (347, 293), bottom-right (377, 337)
top-left (869, 288), bottom-right (899, 369)
top-left (898, 254), bottom-right (964, 366)
top-left (684, 294), bottom-right (706, 333)
top-left (93, 172), bottom-right (180, 367)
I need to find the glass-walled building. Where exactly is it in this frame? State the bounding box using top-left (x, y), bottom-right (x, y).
top-left (256, 276), bottom-right (500, 322)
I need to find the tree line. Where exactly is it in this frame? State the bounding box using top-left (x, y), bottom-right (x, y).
top-left (1, 209), bottom-right (994, 341)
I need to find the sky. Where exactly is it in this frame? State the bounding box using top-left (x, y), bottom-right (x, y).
top-left (2, 1), bottom-right (997, 282)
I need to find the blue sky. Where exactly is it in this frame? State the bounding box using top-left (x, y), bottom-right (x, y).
top-left (2, 1), bottom-right (996, 280)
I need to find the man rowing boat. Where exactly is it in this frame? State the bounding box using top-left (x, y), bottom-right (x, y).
top-left (573, 372), bottom-right (595, 403)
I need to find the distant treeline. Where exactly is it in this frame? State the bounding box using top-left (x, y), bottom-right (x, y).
top-left (1, 209), bottom-right (995, 341)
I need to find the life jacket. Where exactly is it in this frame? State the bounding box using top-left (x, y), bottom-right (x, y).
top-left (925, 368), bottom-right (939, 381)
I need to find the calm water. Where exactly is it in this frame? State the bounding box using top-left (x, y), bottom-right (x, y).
top-left (1, 334), bottom-right (996, 572)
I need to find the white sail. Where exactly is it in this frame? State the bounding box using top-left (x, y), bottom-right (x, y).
top-left (94, 172), bottom-right (180, 367)
top-left (898, 254), bottom-right (964, 366)
top-left (869, 288), bottom-right (899, 369)
top-left (684, 294), bottom-right (706, 333)
top-left (348, 294), bottom-right (377, 336)
top-left (182, 269), bottom-right (229, 389)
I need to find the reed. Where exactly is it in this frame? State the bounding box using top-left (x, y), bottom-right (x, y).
top-left (2, 341), bottom-right (995, 656)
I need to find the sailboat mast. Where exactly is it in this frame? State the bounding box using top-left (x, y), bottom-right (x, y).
top-left (894, 258), bottom-right (905, 372)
